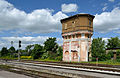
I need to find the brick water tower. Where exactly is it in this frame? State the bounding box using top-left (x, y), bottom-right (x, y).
top-left (61, 14), bottom-right (95, 62)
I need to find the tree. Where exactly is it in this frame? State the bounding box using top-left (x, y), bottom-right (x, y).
top-left (25, 45), bottom-right (34, 56)
top-left (55, 46), bottom-right (63, 61)
top-left (91, 38), bottom-right (106, 61)
top-left (106, 51), bottom-right (113, 60)
top-left (8, 46), bottom-right (16, 56)
top-left (43, 37), bottom-right (58, 60)
top-left (106, 37), bottom-right (120, 49)
top-left (31, 44), bottom-right (44, 59)
top-left (116, 50), bottom-right (120, 59)
top-left (0, 47), bottom-right (8, 56)
top-left (57, 46), bottom-right (63, 56)
top-left (44, 37), bottom-right (58, 52)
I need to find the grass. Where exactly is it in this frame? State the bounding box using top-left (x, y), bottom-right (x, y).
top-left (34, 59), bottom-right (120, 65)
top-left (0, 56), bottom-right (17, 60)
top-left (83, 60), bottom-right (120, 65)
top-left (1, 56), bottom-right (120, 65)
top-left (34, 58), bottom-right (61, 62)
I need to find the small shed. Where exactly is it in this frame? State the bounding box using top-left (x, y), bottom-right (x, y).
top-left (106, 48), bottom-right (120, 60)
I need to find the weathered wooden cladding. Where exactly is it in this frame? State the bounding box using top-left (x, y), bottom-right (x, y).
top-left (61, 14), bottom-right (94, 34)
top-left (62, 26), bottom-right (93, 34)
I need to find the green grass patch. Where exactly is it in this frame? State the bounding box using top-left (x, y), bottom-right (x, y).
top-left (0, 56), bottom-right (17, 60)
top-left (1, 56), bottom-right (120, 65)
top-left (21, 58), bottom-right (120, 65)
top-left (34, 58), bottom-right (61, 62)
top-left (85, 60), bottom-right (120, 65)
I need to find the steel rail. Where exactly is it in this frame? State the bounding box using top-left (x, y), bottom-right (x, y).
top-left (3, 61), bottom-right (120, 76)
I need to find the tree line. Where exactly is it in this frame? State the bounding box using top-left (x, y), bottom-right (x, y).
top-left (0, 37), bottom-right (120, 62)
top-left (0, 37), bottom-right (63, 61)
top-left (91, 37), bottom-right (120, 61)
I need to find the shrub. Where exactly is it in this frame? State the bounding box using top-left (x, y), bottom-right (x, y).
top-left (55, 56), bottom-right (62, 61)
top-left (21, 56), bottom-right (32, 59)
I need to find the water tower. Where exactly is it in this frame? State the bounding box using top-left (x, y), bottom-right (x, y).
top-left (61, 14), bottom-right (95, 62)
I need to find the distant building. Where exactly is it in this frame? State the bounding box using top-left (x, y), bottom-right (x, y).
top-left (61, 14), bottom-right (95, 62)
top-left (106, 48), bottom-right (120, 60)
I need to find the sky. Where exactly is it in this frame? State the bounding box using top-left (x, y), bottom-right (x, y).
top-left (0, 0), bottom-right (120, 49)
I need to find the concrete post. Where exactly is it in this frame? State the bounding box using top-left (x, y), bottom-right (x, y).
top-left (18, 48), bottom-right (20, 61)
top-left (113, 52), bottom-right (116, 60)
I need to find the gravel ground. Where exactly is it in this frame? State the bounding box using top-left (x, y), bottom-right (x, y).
top-left (0, 69), bottom-right (32, 78)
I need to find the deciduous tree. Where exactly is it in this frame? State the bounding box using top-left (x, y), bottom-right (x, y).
top-left (106, 37), bottom-right (120, 49)
top-left (91, 38), bottom-right (106, 61)
top-left (31, 44), bottom-right (44, 59)
top-left (8, 46), bottom-right (16, 56)
top-left (0, 47), bottom-right (8, 56)
top-left (44, 37), bottom-right (58, 52)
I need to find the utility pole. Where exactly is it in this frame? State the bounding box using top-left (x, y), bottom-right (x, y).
top-left (10, 41), bottom-right (14, 58)
top-left (18, 40), bottom-right (21, 61)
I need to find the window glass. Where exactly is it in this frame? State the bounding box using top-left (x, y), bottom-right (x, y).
top-left (89, 20), bottom-right (91, 26)
top-left (81, 34), bottom-right (85, 38)
top-left (88, 34), bottom-right (90, 38)
top-left (72, 21), bottom-right (75, 24)
top-left (72, 21), bottom-right (75, 27)
top-left (65, 24), bottom-right (67, 29)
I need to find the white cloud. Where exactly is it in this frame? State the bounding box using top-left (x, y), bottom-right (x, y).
top-left (114, 31), bottom-right (120, 33)
top-left (0, 36), bottom-right (63, 49)
top-left (108, 0), bottom-right (115, 2)
top-left (0, 0), bottom-right (68, 33)
top-left (61, 3), bottom-right (78, 13)
top-left (102, 3), bottom-right (108, 11)
top-left (102, 6), bottom-right (107, 11)
top-left (1, 36), bottom-right (47, 44)
top-left (94, 7), bottom-right (120, 33)
top-left (102, 38), bottom-right (109, 44)
top-left (1, 0), bottom-right (120, 35)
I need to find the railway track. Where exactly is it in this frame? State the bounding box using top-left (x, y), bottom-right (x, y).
top-left (0, 60), bottom-right (120, 78)
top-left (0, 62), bottom-right (68, 78)
top-left (21, 60), bottom-right (120, 73)
top-left (21, 60), bottom-right (120, 68)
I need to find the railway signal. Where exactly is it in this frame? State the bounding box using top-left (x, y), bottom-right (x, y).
top-left (18, 40), bottom-right (21, 61)
top-left (19, 40), bottom-right (21, 48)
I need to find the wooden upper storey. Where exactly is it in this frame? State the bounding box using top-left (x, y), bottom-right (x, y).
top-left (61, 14), bottom-right (95, 34)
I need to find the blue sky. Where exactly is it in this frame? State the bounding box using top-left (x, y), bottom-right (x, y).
top-left (0, 0), bottom-right (120, 49)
